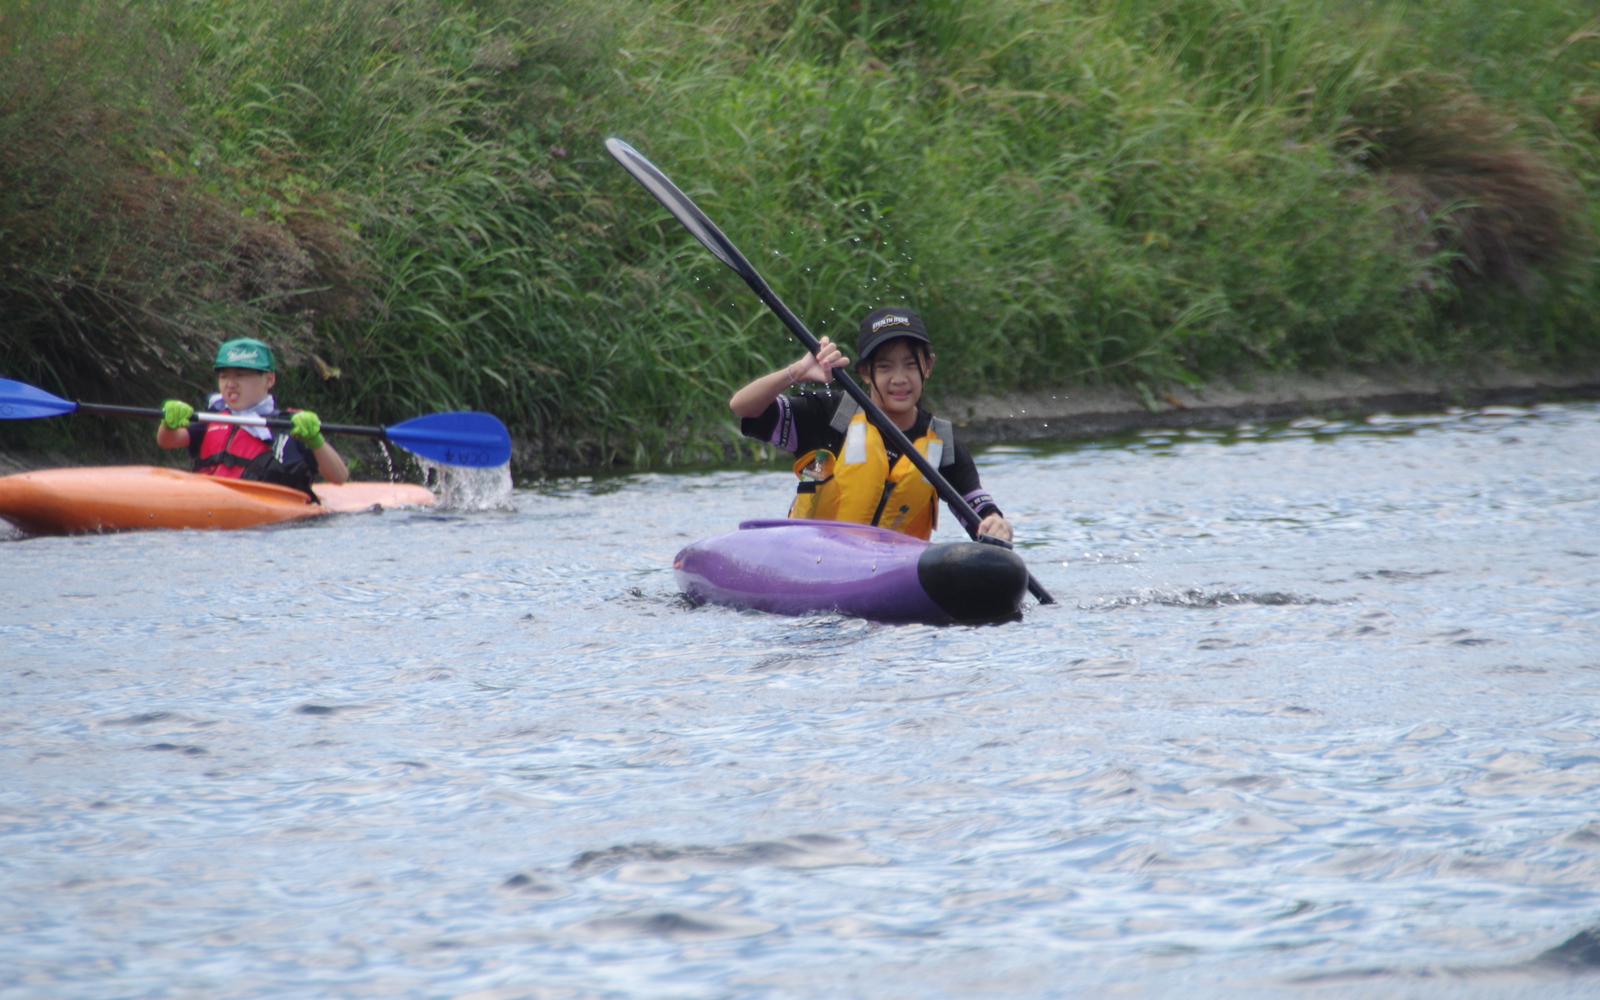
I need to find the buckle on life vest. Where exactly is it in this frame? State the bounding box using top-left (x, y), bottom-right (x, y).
top-left (790, 449), bottom-right (835, 520)
top-left (799, 449), bottom-right (835, 483)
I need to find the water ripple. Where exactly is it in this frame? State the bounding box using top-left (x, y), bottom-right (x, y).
top-left (2, 403), bottom-right (1599, 998)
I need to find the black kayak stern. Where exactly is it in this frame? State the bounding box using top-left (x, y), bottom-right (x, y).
top-left (916, 541), bottom-right (1031, 623)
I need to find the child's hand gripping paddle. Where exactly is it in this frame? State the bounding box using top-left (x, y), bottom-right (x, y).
top-left (603, 137), bottom-right (1055, 606)
top-left (0, 378), bottom-right (513, 467)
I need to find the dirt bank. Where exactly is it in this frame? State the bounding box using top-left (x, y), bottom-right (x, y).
top-left (941, 367), bottom-right (1600, 445)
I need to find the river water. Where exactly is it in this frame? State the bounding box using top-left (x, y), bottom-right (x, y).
top-left (3, 402), bottom-right (1599, 999)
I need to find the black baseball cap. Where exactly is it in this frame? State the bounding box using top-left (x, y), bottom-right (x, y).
top-left (857, 307), bottom-right (931, 360)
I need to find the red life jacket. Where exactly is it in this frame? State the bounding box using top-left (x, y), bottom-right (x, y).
top-left (194, 423), bottom-right (271, 479)
top-left (191, 409), bottom-right (318, 496)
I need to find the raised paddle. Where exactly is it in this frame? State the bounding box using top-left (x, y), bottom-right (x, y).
top-left (0, 377), bottom-right (513, 468)
top-left (604, 137), bottom-right (1056, 606)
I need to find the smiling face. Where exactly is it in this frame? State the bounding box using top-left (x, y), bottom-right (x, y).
top-left (859, 338), bottom-right (934, 429)
top-left (215, 367), bottom-right (275, 411)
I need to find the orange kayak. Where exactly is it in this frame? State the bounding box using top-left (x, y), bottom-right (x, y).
top-left (0, 466), bottom-right (435, 535)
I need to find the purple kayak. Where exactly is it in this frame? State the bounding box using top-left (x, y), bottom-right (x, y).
top-left (674, 519), bottom-right (1031, 624)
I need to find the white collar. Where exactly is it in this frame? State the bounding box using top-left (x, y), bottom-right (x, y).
top-left (209, 393), bottom-right (276, 440)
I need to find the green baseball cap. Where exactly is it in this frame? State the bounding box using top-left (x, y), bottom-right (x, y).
top-left (213, 338), bottom-right (275, 372)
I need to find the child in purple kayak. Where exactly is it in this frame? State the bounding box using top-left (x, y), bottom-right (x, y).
top-left (729, 307), bottom-right (1012, 543)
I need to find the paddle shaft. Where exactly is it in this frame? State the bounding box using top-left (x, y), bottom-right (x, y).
top-left (76, 402), bottom-right (389, 440)
top-left (602, 138), bottom-right (1054, 604)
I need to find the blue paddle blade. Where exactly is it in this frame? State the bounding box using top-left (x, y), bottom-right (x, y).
top-left (384, 411), bottom-right (512, 467)
top-left (0, 378), bottom-right (79, 419)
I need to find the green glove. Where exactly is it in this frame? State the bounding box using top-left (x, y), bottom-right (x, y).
top-left (289, 410), bottom-right (325, 449)
top-left (161, 399), bottom-right (194, 430)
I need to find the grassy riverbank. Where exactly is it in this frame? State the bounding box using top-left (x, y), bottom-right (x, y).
top-left (3, 0), bottom-right (1598, 470)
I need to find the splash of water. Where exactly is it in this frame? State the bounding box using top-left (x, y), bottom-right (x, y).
top-left (418, 459), bottom-right (514, 511)
top-left (376, 440), bottom-right (397, 482)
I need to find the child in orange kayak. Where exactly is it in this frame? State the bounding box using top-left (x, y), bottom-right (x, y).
top-left (729, 306), bottom-right (1013, 542)
top-left (156, 338), bottom-right (349, 494)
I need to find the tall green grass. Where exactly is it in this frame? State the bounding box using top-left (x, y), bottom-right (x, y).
top-left (2, 0), bottom-right (1596, 469)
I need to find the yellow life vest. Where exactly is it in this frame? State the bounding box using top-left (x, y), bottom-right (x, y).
top-left (788, 400), bottom-right (955, 540)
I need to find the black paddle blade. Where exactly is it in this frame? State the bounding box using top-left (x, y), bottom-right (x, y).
top-left (605, 138), bottom-right (754, 279)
